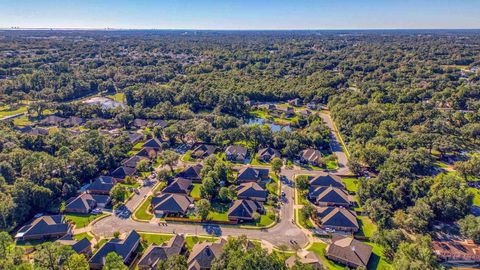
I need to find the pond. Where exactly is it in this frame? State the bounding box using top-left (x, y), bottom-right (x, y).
top-left (246, 118), bottom-right (292, 132)
top-left (83, 97), bottom-right (125, 110)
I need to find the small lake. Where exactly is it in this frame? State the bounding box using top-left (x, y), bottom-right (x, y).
top-left (246, 118), bottom-right (292, 132)
top-left (83, 97), bottom-right (125, 110)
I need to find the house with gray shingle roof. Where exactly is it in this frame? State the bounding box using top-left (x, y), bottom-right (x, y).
top-left (326, 235), bottom-right (373, 268)
top-left (225, 145), bottom-right (248, 163)
top-left (136, 147), bottom-right (158, 159)
top-left (227, 199), bottom-right (264, 222)
top-left (191, 144), bottom-right (217, 159)
top-left (151, 193), bottom-right (193, 216)
top-left (308, 186), bottom-right (351, 207)
top-left (40, 115), bottom-right (66, 126)
top-left (162, 178), bottom-right (192, 195)
top-left (89, 230), bottom-right (141, 269)
top-left (257, 148), bottom-right (281, 162)
top-left (64, 193), bottom-right (110, 214)
top-left (142, 137), bottom-right (163, 149)
top-left (138, 234), bottom-right (186, 270)
top-left (127, 132), bottom-right (144, 144)
top-left (122, 155), bottom-right (148, 169)
top-left (62, 116), bottom-right (85, 127)
top-left (187, 238), bottom-right (227, 270)
top-left (176, 164), bottom-right (203, 183)
top-left (15, 215), bottom-right (72, 241)
top-left (300, 149), bottom-right (323, 166)
top-left (236, 182), bottom-right (268, 202)
top-left (285, 250), bottom-right (323, 270)
top-left (316, 207), bottom-right (359, 232)
top-left (236, 166), bottom-right (269, 183)
top-left (56, 235), bottom-right (92, 255)
top-left (110, 166), bottom-right (136, 181)
top-left (87, 176), bottom-right (116, 195)
top-left (308, 173), bottom-right (344, 188)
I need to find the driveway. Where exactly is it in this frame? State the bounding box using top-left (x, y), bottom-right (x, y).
top-left (319, 111), bottom-right (351, 175)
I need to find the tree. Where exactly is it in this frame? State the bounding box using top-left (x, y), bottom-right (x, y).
top-left (372, 229), bottom-right (405, 261)
top-left (393, 236), bottom-right (439, 270)
top-left (34, 242), bottom-right (74, 270)
top-left (156, 254), bottom-right (188, 270)
top-left (196, 199), bottom-right (211, 220)
top-left (63, 254), bottom-right (89, 270)
top-left (200, 176), bottom-right (219, 199)
top-left (103, 252), bottom-right (128, 270)
top-left (110, 185), bottom-right (129, 205)
top-left (363, 199), bottom-right (392, 229)
top-left (394, 199), bottom-right (434, 233)
top-left (295, 175), bottom-right (309, 191)
top-left (301, 204), bottom-right (316, 221)
top-left (136, 159), bottom-right (151, 173)
top-left (158, 150), bottom-right (179, 173)
top-left (115, 111), bottom-right (134, 129)
top-left (271, 158), bottom-right (283, 176)
top-left (458, 215), bottom-right (480, 244)
top-left (218, 186), bottom-right (235, 203)
top-left (0, 231), bottom-right (13, 258)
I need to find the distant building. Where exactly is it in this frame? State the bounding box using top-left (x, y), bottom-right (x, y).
top-left (142, 137), bottom-right (163, 149)
top-left (133, 119), bottom-right (148, 128)
top-left (89, 230), bottom-right (141, 269)
top-left (288, 98), bottom-right (303, 107)
top-left (127, 132), bottom-right (144, 144)
top-left (40, 115), bottom-right (66, 126)
top-left (15, 215), bottom-right (72, 241)
top-left (62, 116), bottom-right (85, 127)
top-left (136, 147), bottom-right (158, 159)
top-left (433, 239), bottom-right (480, 263)
top-left (122, 155), bottom-right (148, 169)
top-left (326, 235), bottom-right (373, 268)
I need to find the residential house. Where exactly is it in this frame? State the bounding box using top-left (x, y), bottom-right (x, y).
top-left (257, 148), bottom-right (281, 163)
top-left (298, 109), bottom-right (311, 117)
top-left (275, 106), bottom-right (295, 118)
top-left (316, 207), bottom-right (359, 232)
top-left (432, 239), bottom-right (480, 262)
top-left (142, 137), bottom-right (163, 149)
top-left (288, 98), bottom-right (303, 107)
top-left (122, 155), bottom-right (148, 169)
top-left (187, 238), bottom-right (227, 270)
top-left (110, 166), bottom-right (136, 181)
top-left (227, 199), bottom-right (265, 222)
top-left (18, 126), bottom-right (49, 136)
top-left (308, 173), bottom-right (345, 189)
top-left (300, 149), bottom-right (323, 166)
top-left (128, 132), bottom-right (144, 144)
top-left (15, 215), bottom-right (72, 241)
top-left (133, 119), bottom-right (148, 128)
top-left (176, 164), bottom-right (203, 183)
top-left (236, 182), bottom-right (268, 202)
top-left (306, 102), bottom-right (317, 110)
top-left (56, 235), bottom-right (92, 255)
top-left (225, 145), bottom-right (248, 163)
top-left (308, 186), bottom-right (351, 207)
top-left (89, 230), bottom-right (141, 270)
top-left (151, 193), bottom-right (193, 216)
top-left (136, 147), bottom-right (158, 159)
top-left (285, 251), bottom-right (323, 270)
top-left (191, 144), bottom-right (217, 159)
top-left (138, 234), bottom-right (186, 270)
top-left (236, 166), bottom-right (269, 183)
top-left (326, 235), bottom-right (373, 269)
top-left (86, 176), bottom-right (116, 195)
top-left (152, 120), bottom-right (168, 129)
top-left (62, 116), bottom-right (85, 127)
top-left (40, 115), bottom-right (66, 126)
top-left (162, 178), bottom-right (192, 195)
top-left (64, 193), bottom-right (110, 214)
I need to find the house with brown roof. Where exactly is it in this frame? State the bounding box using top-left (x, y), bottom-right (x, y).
top-left (191, 144), bottom-right (217, 159)
top-left (86, 176), bottom-right (117, 195)
top-left (288, 98), bottom-right (303, 107)
top-left (257, 148), bottom-right (281, 163)
top-left (89, 230), bottom-right (141, 269)
top-left (308, 186), bottom-right (351, 207)
top-left (326, 235), bottom-right (373, 268)
top-left (122, 155), bottom-right (148, 169)
top-left (236, 166), bottom-right (269, 183)
top-left (15, 215), bottom-right (72, 241)
top-left (225, 145), bottom-right (248, 163)
top-left (285, 251), bottom-right (323, 270)
top-left (136, 147), bottom-right (158, 159)
top-left (432, 239), bottom-right (480, 263)
top-left (187, 238), bottom-right (227, 270)
top-left (138, 234), bottom-right (186, 270)
top-left (227, 199), bottom-right (265, 222)
top-left (64, 193), bottom-right (110, 214)
top-left (162, 178), bottom-right (192, 195)
top-left (236, 182), bottom-right (268, 202)
top-left (308, 173), bottom-right (345, 188)
top-left (151, 193), bottom-right (193, 216)
top-left (133, 119), bottom-right (148, 128)
top-left (300, 149), bottom-right (323, 166)
top-left (316, 207), bottom-right (359, 232)
top-left (176, 164), bottom-right (203, 183)
top-left (110, 166), bottom-right (136, 181)
top-left (142, 137), bottom-right (163, 149)
top-left (127, 132), bottom-right (144, 144)
top-left (56, 235), bottom-right (92, 256)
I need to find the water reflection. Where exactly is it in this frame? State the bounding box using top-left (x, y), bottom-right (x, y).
top-left (246, 118), bottom-right (292, 132)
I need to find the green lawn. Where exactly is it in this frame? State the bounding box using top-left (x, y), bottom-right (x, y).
top-left (297, 208), bottom-right (315, 229)
top-left (106, 92), bottom-right (125, 103)
top-left (65, 213), bottom-right (105, 229)
top-left (250, 109), bottom-right (269, 119)
top-left (181, 151), bottom-right (196, 162)
top-left (134, 196), bottom-right (153, 221)
top-left (13, 115), bottom-right (33, 126)
top-left (119, 182), bottom-right (140, 189)
top-left (342, 178), bottom-right (359, 193)
top-left (140, 233), bottom-right (173, 245)
top-left (206, 202), bottom-right (230, 221)
top-left (133, 142), bottom-right (145, 150)
top-left (73, 232), bottom-right (93, 241)
top-left (250, 154), bottom-right (270, 166)
top-left (185, 236), bottom-right (218, 251)
top-left (326, 160), bottom-right (338, 170)
top-left (308, 242), bottom-right (346, 270)
top-left (0, 105), bottom-right (28, 117)
top-left (94, 238), bottom-right (109, 252)
top-left (469, 187), bottom-right (480, 206)
top-left (243, 208), bottom-right (276, 227)
top-left (190, 184), bottom-right (202, 200)
top-left (356, 215), bottom-right (378, 238)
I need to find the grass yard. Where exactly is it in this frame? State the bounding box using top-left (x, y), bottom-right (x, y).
top-left (250, 109), bottom-right (269, 119)
top-left (190, 184), bottom-right (202, 200)
top-left (139, 233), bottom-right (173, 245)
top-left (133, 142), bottom-right (144, 150)
top-left (250, 154), bottom-right (269, 166)
top-left (297, 208), bottom-right (315, 229)
top-left (244, 208), bottom-right (276, 227)
top-left (134, 196), bottom-right (153, 221)
top-left (65, 213), bottom-right (105, 229)
top-left (106, 92), bottom-right (125, 103)
top-left (185, 236), bottom-right (218, 251)
top-left (119, 182), bottom-right (140, 189)
top-left (356, 215), bottom-right (378, 238)
top-left (13, 115), bottom-right (33, 126)
top-left (308, 242), bottom-right (346, 270)
top-left (342, 178), bottom-right (359, 193)
top-left (469, 187), bottom-right (480, 206)
top-left (0, 105), bottom-right (28, 118)
top-left (73, 232), bottom-right (93, 241)
top-left (181, 150), bottom-right (196, 162)
top-left (326, 160), bottom-right (338, 170)
top-left (206, 202), bottom-right (230, 221)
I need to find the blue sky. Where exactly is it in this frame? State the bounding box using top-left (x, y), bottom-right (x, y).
top-left (0, 0), bottom-right (479, 29)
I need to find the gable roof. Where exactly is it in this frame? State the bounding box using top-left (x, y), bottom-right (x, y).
top-left (301, 149), bottom-right (322, 162)
top-left (122, 155), bottom-right (148, 168)
top-left (152, 120), bottom-right (168, 128)
top-left (237, 182), bottom-right (268, 199)
top-left (162, 178), bottom-right (192, 194)
top-left (225, 145), bottom-right (248, 159)
top-left (138, 234), bottom-right (185, 268)
top-left (15, 215), bottom-right (70, 239)
top-left (89, 230), bottom-right (141, 266)
top-left (285, 251), bottom-right (323, 269)
top-left (41, 115), bottom-right (66, 125)
top-left (317, 207), bottom-right (358, 230)
top-left (63, 116), bottom-right (85, 127)
top-left (87, 176), bottom-right (115, 193)
top-left (236, 167), bottom-right (259, 182)
top-left (191, 144), bottom-right (217, 157)
top-left (142, 138), bottom-right (163, 149)
top-left (176, 164), bottom-right (202, 179)
top-left (188, 238), bottom-right (227, 270)
top-left (309, 186), bottom-right (350, 205)
top-left (19, 126), bottom-right (49, 136)
top-left (227, 199), bottom-right (263, 219)
top-left (127, 132), bottom-right (143, 144)
top-left (65, 193), bottom-right (98, 212)
top-left (56, 235), bottom-right (92, 254)
top-left (133, 119), bottom-right (148, 127)
top-left (326, 235), bottom-right (373, 268)
top-left (308, 174), bottom-right (344, 188)
top-left (136, 147), bottom-right (158, 159)
top-left (152, 193), bottom-right (193, 213)
top-left (257, 148), bottom-right (280, 160)
top-left (110, 166), bottom-right (136, 179)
